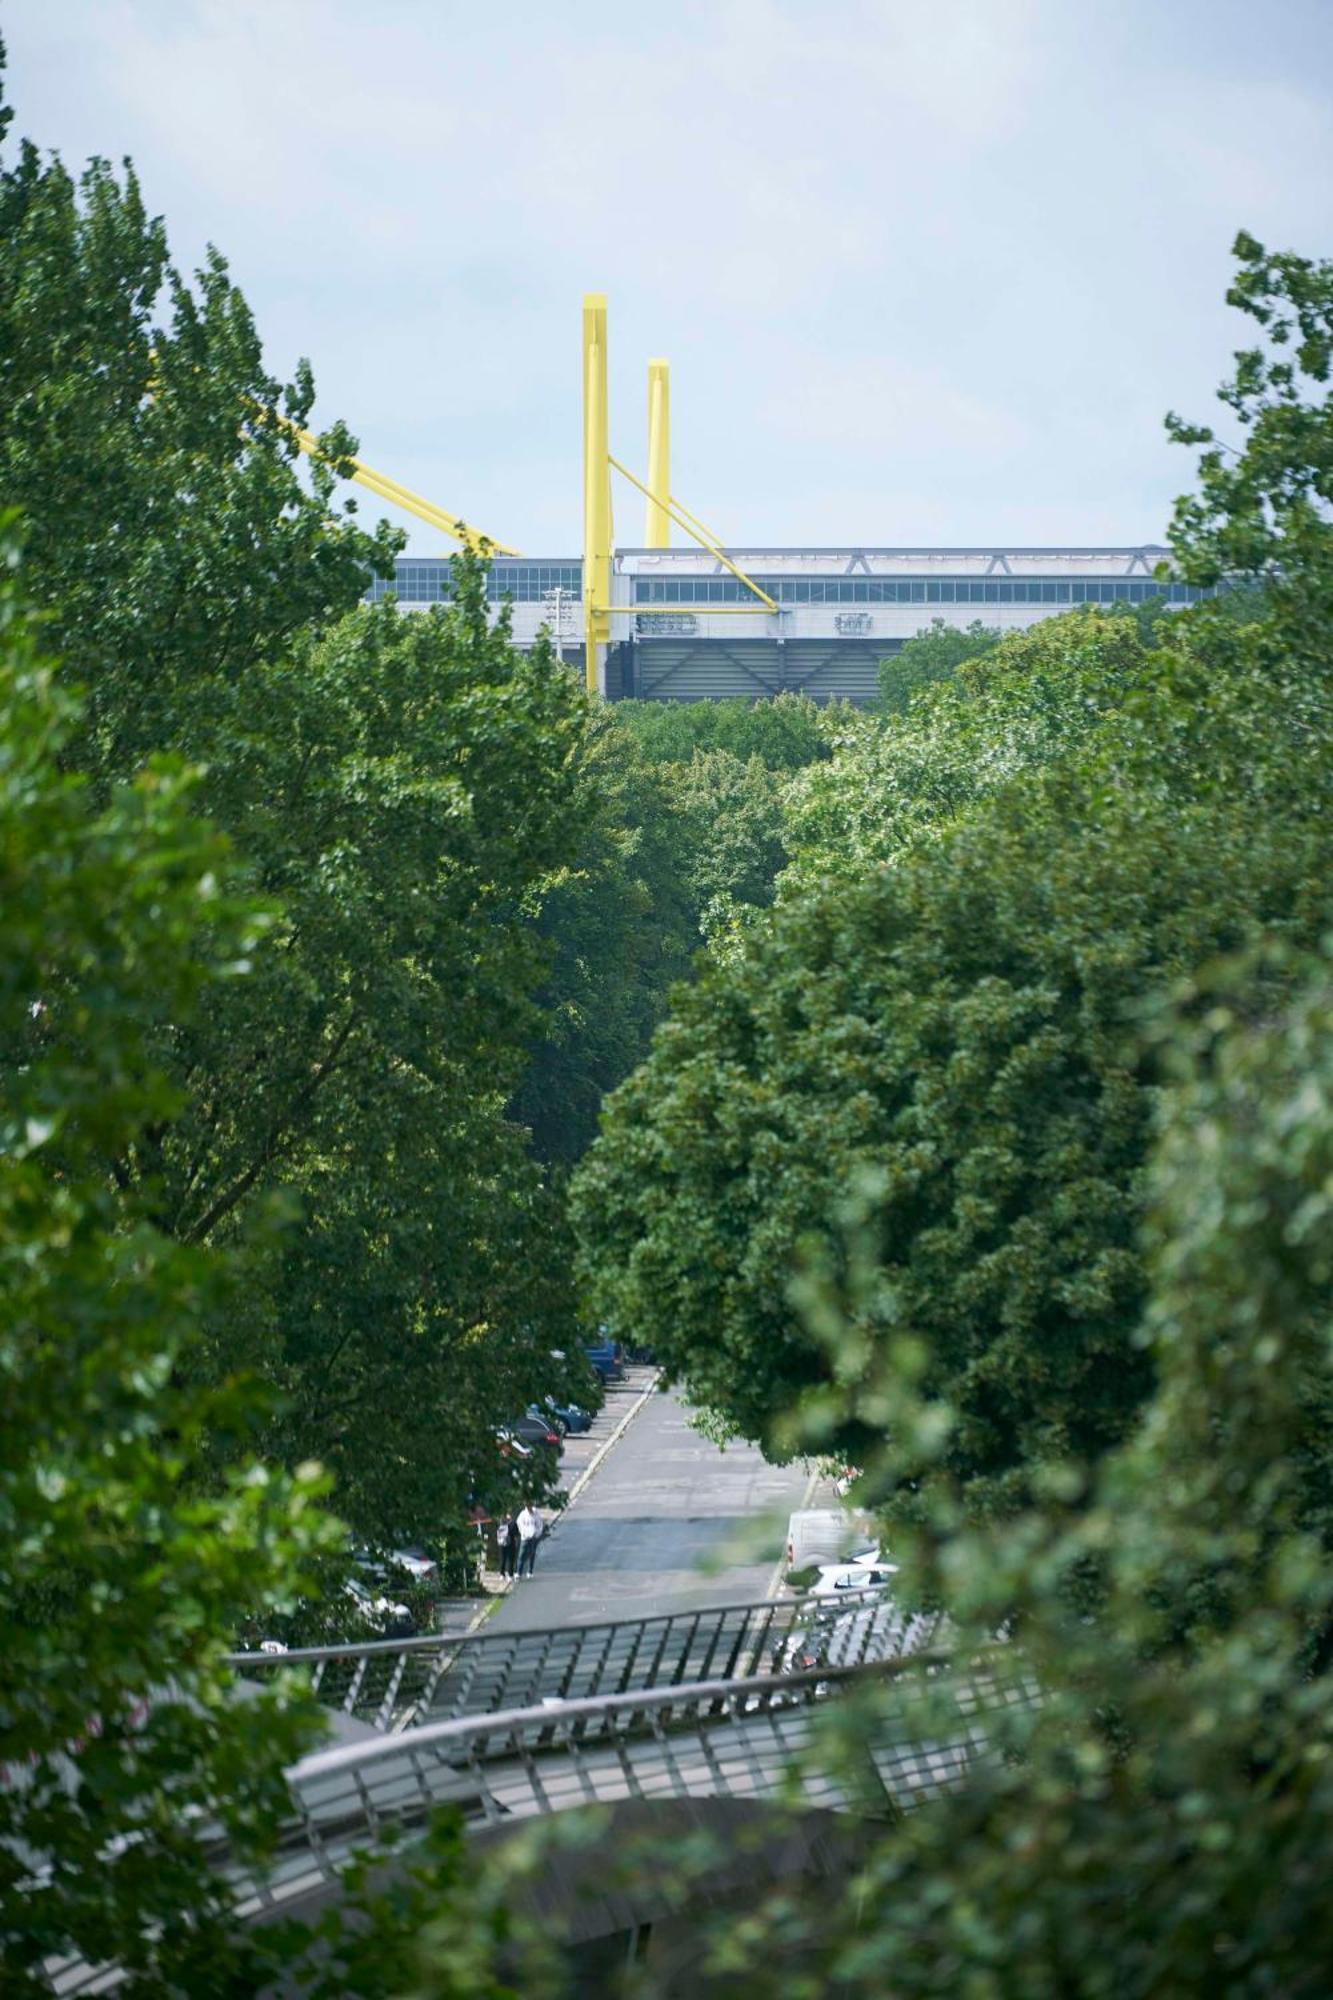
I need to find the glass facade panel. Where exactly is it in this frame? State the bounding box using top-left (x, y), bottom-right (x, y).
top-left (621, 572), bottom-right (1215, 608)
top-left (371, 563), bottom-right (1211, 613)
top-left (368, 560), bottom-right (584, 604)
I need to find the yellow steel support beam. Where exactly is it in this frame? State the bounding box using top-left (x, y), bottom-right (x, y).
top-left (645, 359), bottom-right (671, 549)
top-left (667, 491), bottom-right (742, 565)
top-left (280, 416), bottom-right (519, 556)
top-left (161, 365), bottom-right (513, 555)
top-left (582, 294), bottom-right (613, 695)
top-left (608, 455), bottom-right (778, 613)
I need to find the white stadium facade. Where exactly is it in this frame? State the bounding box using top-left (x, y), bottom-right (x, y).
top-left (367, 544), bottom-right (1210, 703)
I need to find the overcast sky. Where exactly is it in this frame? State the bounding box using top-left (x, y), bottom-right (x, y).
top-left (6, 1), bottom-right (1333, 554)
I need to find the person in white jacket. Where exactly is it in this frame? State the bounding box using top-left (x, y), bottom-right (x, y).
top-left (516, 1503), bottom-right (543, 1577)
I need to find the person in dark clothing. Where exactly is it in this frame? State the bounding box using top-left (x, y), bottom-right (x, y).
top-left (497, 1513), bottom-right (520, 1579)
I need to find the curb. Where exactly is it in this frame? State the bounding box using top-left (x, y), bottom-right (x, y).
top-left (464, 1590), bottom-right (505, 1635)
top-left (564, 1370), bottom-right (661, 1509)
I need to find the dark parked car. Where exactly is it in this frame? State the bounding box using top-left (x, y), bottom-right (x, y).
top-left (583, 1336), bottom-right (624, 1383)
top-left (506, 1413), bottom-right (563, 1449)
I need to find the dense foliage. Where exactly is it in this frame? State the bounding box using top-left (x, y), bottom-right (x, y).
top-left (0, 529), bottom-right (338, 1990)
top-left (649, 941), bottom-right (1333, 1998)
top-left (511, 697), bottom-right (831, 1165)
top-left (780, 606), bottom-right (1152, 891)
top-left (612, 692), bottom-right (831, 772)
top-left (575, 242), bottom-right (1333, 1537)
top-left (0, 101), bottom-right (399, 774)
top-left (8, 33), bottom-right (1333, 1982)
top-left (875, 615), bottom-right (1001, 714)
top-left (0, 78), bottom-right (607, 1561)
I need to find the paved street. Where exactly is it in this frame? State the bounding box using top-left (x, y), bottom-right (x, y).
top-left (488, 1370), bottom-right (815, 1632)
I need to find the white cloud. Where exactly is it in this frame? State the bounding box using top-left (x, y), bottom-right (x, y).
top-left (5, 0), bottom-right (1332, 551)
top-left (756, 349), bottom-right (1029, 460)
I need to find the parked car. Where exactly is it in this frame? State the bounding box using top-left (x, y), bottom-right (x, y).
top-left (345, 1576), bottom-right (414, 1639)
top-left (382, 1547), bottom-right (439, 1584)
top-left (506, 1413), bottom-right (563, 1449)
top-left (542, 1397), bottom-right (592, 1434)
top-left (809, 1559), bottom-right (897, 1598)
top-left (494, 1428), bottom-right (534, 1460)
top-left (583, 1335), bottom-right (624, 1383)
top-left (785, 1508), bottom-right (850, 1573)
top-left (351, 1545), bottom-right (438, 1586)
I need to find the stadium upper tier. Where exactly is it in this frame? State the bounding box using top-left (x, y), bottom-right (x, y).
top-left (367, 545), bottom-right (1209, 703)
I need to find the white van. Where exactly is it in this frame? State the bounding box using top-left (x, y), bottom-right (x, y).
top-left (784, 1508), bottom-right (850, 1573)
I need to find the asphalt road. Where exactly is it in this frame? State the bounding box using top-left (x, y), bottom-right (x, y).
top-left (488, 1372), bottom-right (815, 1632)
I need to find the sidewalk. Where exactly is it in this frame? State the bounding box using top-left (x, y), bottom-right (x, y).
top-left (432, 1595), bottom-right (494, 1639)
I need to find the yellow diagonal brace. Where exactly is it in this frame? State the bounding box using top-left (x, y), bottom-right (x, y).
top-left (279, 415), bottom-right (520, 556)
top-left (668, 492), bottom-right (739, 562)
top-left (607, 455), bottom-right (777, 613)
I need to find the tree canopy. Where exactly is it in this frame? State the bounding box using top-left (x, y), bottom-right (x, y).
top-left (0, 526), bottom-right (339, 1989)
top-left (875, 615), bottom-right (1002, 715)
top-left (780, 606), bottom-right (1155, 893)
top-left (575, 237), bottom-right (1333, 1531)
top-left (612, 691), bottom-right (832, 772)
top-left (0, 79), bottom-right (604, 1557)
top-left (653, 941), bottom-right (1333, 1999)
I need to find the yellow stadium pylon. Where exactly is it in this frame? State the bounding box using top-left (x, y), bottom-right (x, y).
top-left (582, 299), bottom-right (775, 696)
top-left (646, 359), bottom-right (671, 549)
top-left (582, 295), bottom-right (613, 696)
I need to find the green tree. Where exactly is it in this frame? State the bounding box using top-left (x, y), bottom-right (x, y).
top-left (1168, 230), bottom-right (1333, 663)
top-left (875, 615), bottom-right (1001, 715)
top-left (509, 721), bottom-right (699, 1169)
top-left (670, 748), bottom-right (789, 919)
top-left (668, 945), bottom-right (1333, 1998)
top-left (121, 575), bottom-right (595, 1547)
top-left (781, 606), bottom-right (1153, 893)
top-left (0, 530), bottom-right (340, 1992)
top-left (0, 72), bottom-right (601, 1553)
top-left (612, 691), bottom-right (832, 772)
top-left (576, 597), bottom-right (1332, 1504)
top-left (510, 717), bottom-right (807, 1174)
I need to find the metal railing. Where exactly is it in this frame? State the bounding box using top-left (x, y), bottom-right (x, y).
top-left (225, 1648), bottom-right (1033, 1922)
top-left (227, 1590), bottom-right (948, 1732)
top-left (46, 1633), bottom-right (1027, 1995)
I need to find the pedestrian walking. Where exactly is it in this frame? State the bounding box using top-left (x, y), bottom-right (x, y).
top-left (497, 1512), bottom-right (519, 1580)
top-left (516, 1503), bottom-right (543, 1578)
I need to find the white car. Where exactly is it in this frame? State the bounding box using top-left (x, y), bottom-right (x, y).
top-left (344, 1578), bottom-right (414, 1638)
top-left (387, 1547), bottom-right (438, 1583)
top-left (809, 1556), bottom-right (897, 1597)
